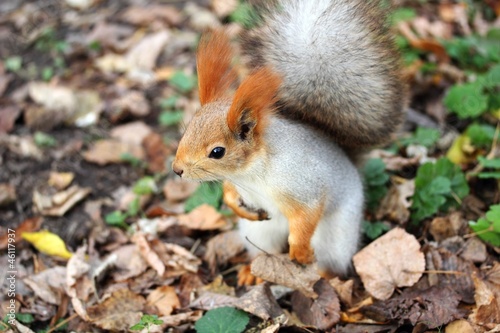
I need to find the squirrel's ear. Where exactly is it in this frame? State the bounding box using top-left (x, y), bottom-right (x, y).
top-left (197, 29), bottom-right (238, 105)
top-left (227, 67), bottom-right (281, 140)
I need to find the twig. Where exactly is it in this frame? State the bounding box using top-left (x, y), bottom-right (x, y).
top-left (46, 313), bottom-right (79, 333)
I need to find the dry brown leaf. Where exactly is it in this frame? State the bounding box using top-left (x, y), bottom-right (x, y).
top-left (163, 178), bottom-right (199, 203)
top-left (211, 0), bottom-right (238, 17)
top-left (177, 204), bottom-right (228, 230)
top-left (151, 311), bottom-right (203, 332)
top-left (201, 275), bottom-right (236, 296)
top-left (66, 246), bottom-right (91, 300)
top-left (48, 172), bottom-right (74, 190)
top-left (329, 277), bottom-right (354, 306)
top-left (291, 279), bottom-right (340, 330)
top-left (0, 135), bottom-right (43, 159)
top-left (86, 21), bottom-right (135, 51)
top-left (205, 230), bottom-right (245, 273)
top-left (236, 283), bottom-right (284, 320)
top-left (131, 233), bottom-right (165, 276)
top-left (109, 91), bottom-right (150, 122)
top-left (83, 139), bottom-right (145, 165)
top-left (32, 185), bottom-right (91, 216)
top-left (143, 132), bottom-right (172, 173)
top-left (446, 319), bottom-right (474, 333)
top-left (251, 253), bottom-right (321, 299)
top-left (470, 272), bottom-right (500, 327)
top-left (27, 82), bottom-right (75, 129)
top-left (120, 5), bottom-right (182, 26)
top-left (0, 183), bottom-right (16, 207)
top-left (154, 241), bottom-right (201, 276)
top-left (86, 289), bottom-right (145, 331)
top-left (461, 237), bottom-right (487, 263)
top-left (376, 179), bottom-right (414, 222)
top-left (0, 217), bottom-right (42, 250)
top-left (425, 244), bottom-right (477, 303)
top-left (110, 121), bottom-right (152, 145)
top-left (189, 292), bottom-right (238, 310)
top-left (23, 266), bottom-right (67, 305)
top-left (353, 228), bottom-right (425, 300)
top-left (125, 30), bottom-right (170, 71)
top-left (429, 211), bottom-right (465, 242)
top-left (147, 285), bottom-right (180, 316)
top-left (0, 105), bottom-right (21, 133)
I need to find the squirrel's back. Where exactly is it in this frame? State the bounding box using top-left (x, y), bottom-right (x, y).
top-left (243, 0), bottom-right (407, 148)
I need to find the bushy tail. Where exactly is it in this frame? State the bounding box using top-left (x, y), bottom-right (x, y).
top-left (242, 0), bottom-right (407, 148)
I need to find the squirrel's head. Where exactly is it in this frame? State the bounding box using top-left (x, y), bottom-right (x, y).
top-left (172, 29), bottom-right (280, 181)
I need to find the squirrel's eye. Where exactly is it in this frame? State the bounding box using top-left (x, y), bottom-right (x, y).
top-left (209, 147), bottom-right (225, 159)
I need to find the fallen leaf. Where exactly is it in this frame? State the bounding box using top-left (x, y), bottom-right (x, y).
top-left (329, 277), bottom-right (354, 306)
top-left (461, 237), bottom-right (487, 263)
top-left (147, 285), bottom-right (180, 316)
top-left (131, 233), bottom-right (165, 276)
top-left (120, 5), bottom-right (182, 26)
top-left (353, 228), bottom-right (425, 300)
top-left (205, 230), bottom-right (245, 273)
top-left (446, 319), bottom-right (474, 333)
top-left (23, 266), bottom-right (67, 304)
top-left (177, 204), bottom-right (228, 230)
top-left (66, 245), bottom-right (92, 301)
top-left (0, 134), bottom-right (43, 159)
top-left (86, 21), bottom-right (134, 52)
top-left (190, 292), bottom-right (238, 310)
top-left (376, 179), bottom-right (414, 222)
top-left (251, 253), bottom-right (321, 299)
top-left (22, 230), bottom-right (73, 259)
top-left (142, 131), bottom-right (172, 173)
top-left (110, 121), bottom-right (152, 146)
top-left (236, 283), bottom-right (284, 320)
top-left (153, 241), bottom-right (202, 277)
top-left (48, 172), bottom-right (74, 190)
top-left (362, 286), bottom-right (466, 328)
top-left (291, 279), bottom-right (341, 330)
top-left (0, 217), bottom-right (42, 250)
top-left (33, 185), bottom-right (91, 216)
top-left (0, 105), bottom-right (21, 133)
top-left (211, 0), bottom-right (238, 17)
top-left (163, 178), bottom-right (199, 203)
top-left (470, 272), bottom-right (500, 327)
top-left (425, 243), bottom-right (477, 303)
top-left (125, 30), bottom-right (170, 71)
top-left (109, 90), bottom-right (150, 122)
top-left (65, 0), bottom-right (95, 10)
top-left (86, 289), bottom-right (145, 331)
top-left (0, 183), bottom-right (16, 207)
top-left (429, 211), bottom-right (465, 242)
top-left (154, 311), bottom-right (203, 331)
top-left (83, 139), bottom-right (145, 165)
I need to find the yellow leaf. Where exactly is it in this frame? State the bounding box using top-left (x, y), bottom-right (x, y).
top-left (22, 230), bottom-right (73, 259)
top-left (446, 133), bottom-right (475, 165)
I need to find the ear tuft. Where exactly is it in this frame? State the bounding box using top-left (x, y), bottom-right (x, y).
top-left (197, 29), bottom-right (238, 105)
top-left (227, 67), bottom-right (281, 138)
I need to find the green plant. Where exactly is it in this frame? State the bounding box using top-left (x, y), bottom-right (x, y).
top-left (185, 182), bottom-right (223, 213)
top-left (466, 123), bottom-right (499, 149)
top-left (444, 29), bottom-right (500, 70)
top-left (229, 1), bottom-right (260, 29)
top-left (5, 56), bottom-right (22, 72)
top-left (158, 95), bottom-right (184, 127)
top-left (362, 221), bottom-right (391, 240)
top-left (169, 71), bottom-right (196, 94)
top-left (411, 158), bottom-right (469, 223)
top-left (469, 204), bottom-right (500, 247)
top-left (444, 63), bottom-right (500, 119)
top-left (195, 307), bottom-right (249, 333)
top-left (399, 127), bottom-right (440, 148)
top-left (475, 156), bottom-right (500, 179)
top-left (104, 177), bottom-right (157, 229)
top-left (362, 158), bottom-right (390, 212)
top-left (34, 131), bottom-right (57, 147)
top-left (130, 315), bottom-right (164, 332)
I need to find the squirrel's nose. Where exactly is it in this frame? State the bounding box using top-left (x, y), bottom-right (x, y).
top-left (173, 165), bottom-right (183, 177)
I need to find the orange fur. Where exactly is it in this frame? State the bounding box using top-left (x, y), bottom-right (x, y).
top-left (227, 67), bottom-right (281, 136)
top-left (197, 29), bottom-right (238, 105)
top-left (276, 194), bottom-right (326, 265)
top-left (223, 181), bottom-right (268, 221)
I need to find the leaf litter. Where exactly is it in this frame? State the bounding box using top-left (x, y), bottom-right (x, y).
top-left (0, 0), bottom-right (499, 332)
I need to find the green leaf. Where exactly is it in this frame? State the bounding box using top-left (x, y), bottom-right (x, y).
top-left (362, 221), bottom-right (390, 240)
top-left (129, 324), bottom-right (145, 331)
top-left (133, 176), bottom-right (157, 195)
top-left (411, 158), bottom-right (469, 223)
top-left (466, 123), bottom-right (498, 148)
top-left (478, 156), bottom-right (500, 169)
top-left (159, 111), bottom-right (184, 127)
top-left (469, 204), bottom-right (500, 247)
top-left (127, 197), bottom-right (140, 217)
top-left (362, 159), bottom-right (390, 211)
top-left (390, 7), bottom-right (417, 25)
top-left (15, 313), bottom-right (34, 324)
top-left (195, 307), bottom-right (249, 333)
top-left (184, 182), bottom-right (223, 213)
top-left (229, 2), bottom-right (260, 29)
top-left (42, 67), bottom-right (54, 81)
top-left (34, 131), bottom-right (57, 147)
top-left (104, 211), bottom-right (127, 227)
top-left (160, 96), bottom-right (179, 109)
top-left (5, 56), bottom-right (22, 72)
top-left (169, 71), bottom-right (196, 93)
top-left (478, 171), bottom-right (500, 179)
top-left (444, 82), bottom-right (489, 119)
top-left (399, 127), bottom-right (440, 148)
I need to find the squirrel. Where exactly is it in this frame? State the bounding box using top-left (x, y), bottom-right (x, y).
top-left (172, 0), bottom-right (407, 285)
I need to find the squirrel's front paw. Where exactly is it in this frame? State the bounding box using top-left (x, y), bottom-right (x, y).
top-left (288, 241), bottom-right (315, 265)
